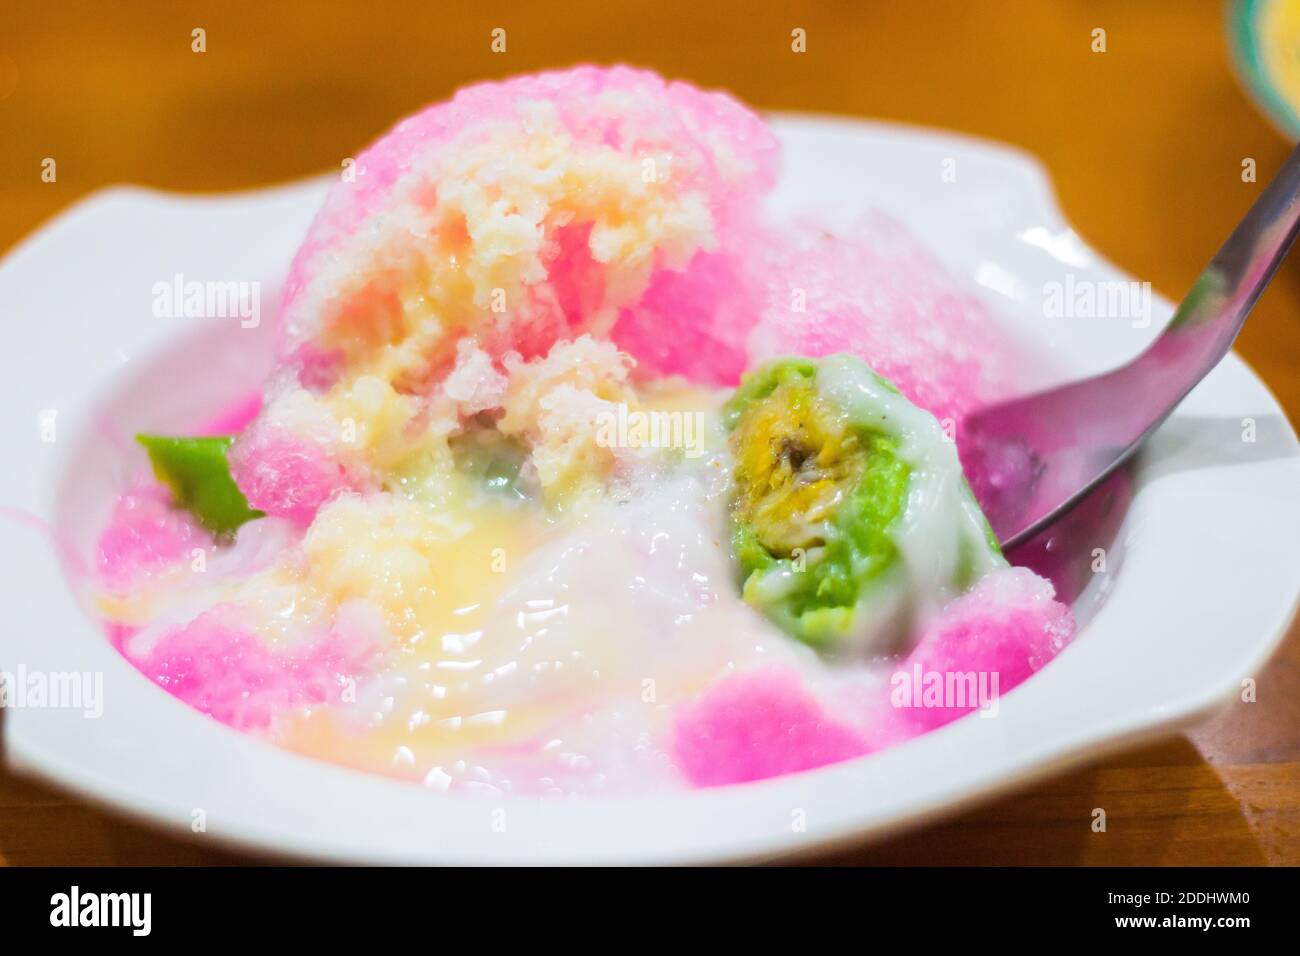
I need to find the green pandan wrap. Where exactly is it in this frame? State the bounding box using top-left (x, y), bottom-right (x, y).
top-left (723, 354), bottom-right (1004, 654)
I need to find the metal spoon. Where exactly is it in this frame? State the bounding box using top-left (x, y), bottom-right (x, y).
top-left (962, 145), bottom-right (1300, 549)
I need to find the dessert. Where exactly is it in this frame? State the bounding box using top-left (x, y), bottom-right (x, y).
top-left (95, 65), bottom-right (1075, 793)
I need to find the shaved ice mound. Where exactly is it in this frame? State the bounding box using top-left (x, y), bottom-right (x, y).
top-left (672, 667), bottom-right (868, 787)
top-left (277, 64), bottom-right (779, 386)
top-left (890, 567), bottom-right (1076, 732)
top-left (97, 479), bottom-right (209, 591)
top-left (124, 607), bottom-right (379, 731)
top-left (611, 249), bottom-right (763, 384)
top-left (747, 213), bottom-right (1018, 426)
top-left (228, 423), bottom-right (358, 527)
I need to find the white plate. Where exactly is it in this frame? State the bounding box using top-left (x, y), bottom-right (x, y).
top-left (2, 115), bottom-right (1298, 864)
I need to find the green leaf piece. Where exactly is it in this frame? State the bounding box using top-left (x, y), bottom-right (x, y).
top-left (136, 434), bottom-right (264, 538)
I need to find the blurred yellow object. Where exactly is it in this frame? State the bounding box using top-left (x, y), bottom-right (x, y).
top-left (1232, 0), bottom-right (1300, 139)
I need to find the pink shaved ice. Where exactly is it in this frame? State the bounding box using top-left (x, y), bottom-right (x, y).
top-left (890, 567), bottom-right (1076, 733)
top-left (675, 570), bottom-right (1074, 786)
top-left (129, 608), bottom-right (377, 732)
top-left (228, 426), bottom-right (356, 527)
top-left (284, 342), bottom-right (347, 391)
top-left (611, 250), bottom-right (762, 384)
top-left (97, 479), bottom-right (209, 591)
top-left (276, 65), bottom-right (778, 379)
top-left (672, 668), bottom-right (867, 787)
top-left (747, 214), bottom-right (1018, 425)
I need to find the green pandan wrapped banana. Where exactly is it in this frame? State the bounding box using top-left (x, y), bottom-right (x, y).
top-left (723, 354), bottom-right (1004, 654)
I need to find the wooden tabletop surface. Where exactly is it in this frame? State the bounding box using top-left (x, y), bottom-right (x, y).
top-left (1, 1), bottom-right (1297, 865)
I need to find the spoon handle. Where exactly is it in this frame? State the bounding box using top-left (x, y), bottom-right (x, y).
top-left (1137, 143), bottom-right (1300, 407)
top-left (964, 145), bottom-right (1300, 548)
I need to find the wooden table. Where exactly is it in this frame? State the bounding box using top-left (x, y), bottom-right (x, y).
top-left (1, 1), bottom-right (1296, 865)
